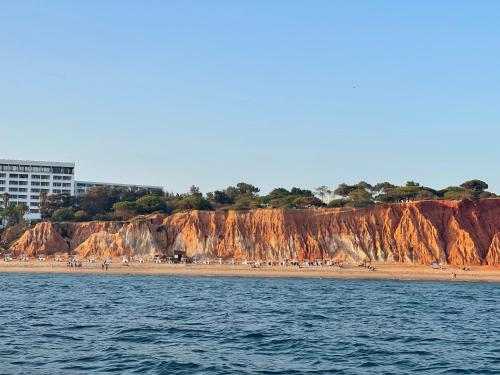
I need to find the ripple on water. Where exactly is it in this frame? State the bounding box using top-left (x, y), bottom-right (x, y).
top-left (0, 275), bottom-right (499, 374)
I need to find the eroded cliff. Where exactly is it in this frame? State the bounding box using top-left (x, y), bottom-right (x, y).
top-left (8, 199), bottom-right (500, 265)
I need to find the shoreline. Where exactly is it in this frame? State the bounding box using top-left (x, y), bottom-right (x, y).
top-left (1, 262), bottom-right (500, 282)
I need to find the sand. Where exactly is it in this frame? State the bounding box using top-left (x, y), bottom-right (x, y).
top-left (0, 261), bottom-right (500, 282)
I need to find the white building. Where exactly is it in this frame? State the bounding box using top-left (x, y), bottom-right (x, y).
top-left (0, 159), bottom-right (75, 221)
top-left (74, 181), bottom-right (163, 196)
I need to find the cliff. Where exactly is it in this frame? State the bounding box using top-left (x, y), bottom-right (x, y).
top-left (8, 199), bottom-right (500, 266)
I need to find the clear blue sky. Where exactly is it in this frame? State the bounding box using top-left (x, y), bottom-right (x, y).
top-left (1, 1), bottom-right (499, 194)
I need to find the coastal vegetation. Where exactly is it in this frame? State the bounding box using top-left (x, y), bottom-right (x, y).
top-left (0, 179), bottom-right (496, 227)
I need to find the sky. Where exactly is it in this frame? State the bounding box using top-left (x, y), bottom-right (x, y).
top-left (1, 1), bottom-right (500, 194)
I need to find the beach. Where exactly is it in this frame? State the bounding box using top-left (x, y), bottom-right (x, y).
top-left (1, 261), bottom-right (500, 282)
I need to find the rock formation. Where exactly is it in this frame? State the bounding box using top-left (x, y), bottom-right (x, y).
top-left (7, 199), bottom-right (500, 265)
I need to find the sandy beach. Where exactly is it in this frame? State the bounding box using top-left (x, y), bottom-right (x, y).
top-left (1, 261), bottom-right (500, 282)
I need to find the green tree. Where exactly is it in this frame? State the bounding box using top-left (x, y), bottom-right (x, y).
top-left (268, 188), bottom-right (290, 200)
top-left (346, 188), bottom-right (373, 207)
top-left (415, 190), bottom-right (436, 201)
top-left (334, 183), bottom-right (354, 197)
top-left (73, 210), bottom-right (90, 221)
top-left (290, 187), bottom-right (313, 196)
top-left (236, 182), bottom-right (260, 195)
top-left (356, 181), bottom-right (373, 191)
top-left (177, 195), bottom-right (213, 211)
top-left (460, 180), bottom-right (488, 199)
top-left (315, 185), bottom-right (331, 201)
top-left (136, 195), bottom-right (167, 214)
top-left (40, 192), bottom-right (75, 219)
top-left (292, 196), bottom-right (324, 208)
top-left (79, 187), bottom-right (114, 216)
top-left (209, 190), bottom-right (234, 204)
top-left (113, 201), bottom-right (139, 219)
top-left (189, 185), bottom-right (202, 197)
top-left (2, 204), bottom-right (29, 226)
top-left (372, 182), bottom-right (396, 195)
top-left (440, 186), bottom-right (467, 200)
top-left (406, 181), bottom-right (420, 187)
top-left (51, 207), bottom-right (74, 222)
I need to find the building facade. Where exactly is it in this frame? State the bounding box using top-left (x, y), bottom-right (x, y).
top-left (1, 159), bottom-right (164, 222)
top-left (0, 159), bottom-right (75, 221)
top-left (74, 181), bottom-right (163, 196)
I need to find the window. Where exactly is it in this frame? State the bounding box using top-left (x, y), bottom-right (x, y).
top-left (0, 187), bottom-right (4, 192)
top-left (9, 174), bottom-right (18, 178)
top-left (41, 175), bottom-right (50, 180)
top-left (18, 195), bottom-right (27, 199)
top-left (62, 189), bottom-right (71, 193)
top-left (53, 182), bottom-right (62, 187)
top-left (18, 188), bottom-right (27, 192)
top-left (40, 189), bottom-right (49, 193)
top-left (19, 174), bottom-right (28, 179)
top-left (31, 175), bottom-right (41, 179)
top-left (0, 173), bottom-right (5, 178)
top-left (40, 182), bottom-right (49, 186)
top-left (18, 181), bottom-right (28, 185)
top-left (62, 183), bottom-right (71, 187)
top-left (9, 181), bottom-right (18, 185)
top-left (52, 189), bottom-right (61, 193)
top-left (30, 195), bottom-right (39, 200)
top-left (53, 176), bottom-right (62, 180)
top-left (63, 176), bottom-right (72, 180)
top-left (30, 202), bottom-right (39, 207)
top-left (31, 188), bottom-right (40, 193)
top-left (31, 181), bottom-right (40, 186)
top-left (29, 209), bottom-right (39, 214)
top-left (8, 188), bottom-right (18, 192)
top-left (0, 180), bottom-right (5, 185)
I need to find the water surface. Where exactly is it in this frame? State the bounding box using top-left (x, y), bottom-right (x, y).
top-left (0, 273), bottom-right (499, 374)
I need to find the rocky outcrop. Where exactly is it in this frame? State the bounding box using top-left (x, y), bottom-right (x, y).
top-left (0, 224), bottom-right (27, 248)
top-left (8, 199), bottom-right (500, 265)
top-left (9, 221), bottom-right (68, 256)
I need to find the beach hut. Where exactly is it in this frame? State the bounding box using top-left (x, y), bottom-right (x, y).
top-left (290, 259), bottom-right (299, 266)
top-left (279, 259), bottom-right (287, 267)
top-left (154, 255), bottom-right (162, 264)
top-left (20, 254), bottom-right (29, 262)
top-left (138, 256), bottom-right (145, 263)
top-left (38, 254), bottom-right (46, 262)
top-left (54, 253), bottom-right (63, 262)
top-left (122, 256), bottom-right (129, 264)
top-left (173, 251), bottom-right (184, 263)
top-left (4, 253), bottom-right (13, 262)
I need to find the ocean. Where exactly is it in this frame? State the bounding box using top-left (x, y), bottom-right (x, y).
top-left (0, 273), bottom-right (499, 374)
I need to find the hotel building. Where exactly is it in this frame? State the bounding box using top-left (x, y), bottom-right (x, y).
top-left (0, 159), bottom-right (75, 221)
top-left (0, 159), bottom-right (163, 221)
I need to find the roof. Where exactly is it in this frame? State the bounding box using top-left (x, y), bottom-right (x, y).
top-left (0, 159), bottom-right (75, 168)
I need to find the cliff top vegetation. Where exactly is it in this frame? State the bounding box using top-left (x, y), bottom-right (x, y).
top-left (0, 179), bottom-right (496, 227)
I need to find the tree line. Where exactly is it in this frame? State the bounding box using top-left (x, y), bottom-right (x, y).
top-left (0, 179), bottom-right (495, 226)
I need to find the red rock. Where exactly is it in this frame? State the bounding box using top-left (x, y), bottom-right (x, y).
top-left (8, 199), bottom-right (500, 265)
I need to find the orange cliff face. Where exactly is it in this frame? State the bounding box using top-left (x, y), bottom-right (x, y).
top-left (7, 199), bottom-right (500, 266)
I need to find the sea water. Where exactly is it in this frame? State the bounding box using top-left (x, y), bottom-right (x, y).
top-left (0, 273), bottom-right (499, 374)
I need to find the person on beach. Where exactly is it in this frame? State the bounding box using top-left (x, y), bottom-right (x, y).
top-left (452, 272), bottom-right (457, 279)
